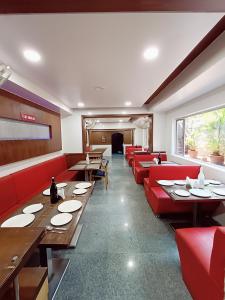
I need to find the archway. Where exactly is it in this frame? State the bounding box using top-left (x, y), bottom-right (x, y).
top-left (112, 132), bottom-right (124, 154)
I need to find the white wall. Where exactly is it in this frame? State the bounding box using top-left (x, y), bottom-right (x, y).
top-left (61, 108), bottom-right (167, 154)
top-left (0, 151), bottom-right (63, 177)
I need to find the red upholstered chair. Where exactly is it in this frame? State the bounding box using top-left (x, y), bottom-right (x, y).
top-left (126, 146), bottom-right (143, 166)
top-left (176, 226), bottom-right (225, 300)
top-left (125, 146), bottom-right (142, 159)
top-left (133, 153), bottom-right (167, 184)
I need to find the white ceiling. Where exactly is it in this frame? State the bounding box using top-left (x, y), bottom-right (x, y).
top-left (0, 13), bottom-right (223, 109)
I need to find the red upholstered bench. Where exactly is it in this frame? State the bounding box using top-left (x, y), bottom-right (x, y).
top-left (176, 226), bottom-right (225, 300)
top-left (133, 153), bottom-right (167, 184)
top-left (144, 165), bottom-right (219, 215)
top-left (125, 146), bottom-right (142, 160)
top-left (0, 155), bottom-right (78, 221)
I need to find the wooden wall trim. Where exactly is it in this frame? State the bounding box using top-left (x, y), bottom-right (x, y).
top-left (1, 0), bottom-right (225, 14)
top-left (145, 15), bottom-right (225, 105)
top-left (0, 90), bottom-right (62, 165)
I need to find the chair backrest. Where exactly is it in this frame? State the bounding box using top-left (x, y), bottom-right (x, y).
top-left (210, 227), bottom-right (225, 294)
top-left (148, 165), bottom-right (201, 187)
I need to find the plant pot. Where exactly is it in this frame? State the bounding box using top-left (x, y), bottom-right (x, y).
top-left (209, 154), bottom-right (224, 165)
top-left (188, 150), bottom-right (198, 159)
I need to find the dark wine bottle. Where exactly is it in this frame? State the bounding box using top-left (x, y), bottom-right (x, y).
top-left (158, 152), bottom-right (162, 165)
top-left (50, 177), bottom-right (58, 204)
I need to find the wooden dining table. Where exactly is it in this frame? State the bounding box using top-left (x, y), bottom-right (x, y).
top-left (161, 182), bottom-right (225, 228)
top-left (69, 160), bottom-right (102, 180)
top-left (139, 161), bottom-right (178, 168)
top-left (0, 181), bottom-right (94, 299)
top-left (0, 227), bottom-right (45, 300)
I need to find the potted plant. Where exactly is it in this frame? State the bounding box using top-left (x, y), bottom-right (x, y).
top-left (205, 109), bottom-right (225, 165)
top-left (186, 134), bottom-right (198, 158)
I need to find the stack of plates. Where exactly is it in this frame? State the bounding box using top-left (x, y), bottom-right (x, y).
top-left (58, 200), bottom-right (82, 213)
top-left (174, 180), bottom-right (186, 186)
top-left (56, 182), bottom-right (68, 188)
top-left (1, 214), bottom-right (35, 228)
top-left (157, 180), bottom-right (174, 186)
top-left (43, 188), bottom-right (50, 196)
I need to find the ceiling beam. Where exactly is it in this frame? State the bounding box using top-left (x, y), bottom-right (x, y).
top-left (145, 15), bottom-right (225, 105)
top-left (1, 0), bottom-right (225, 14)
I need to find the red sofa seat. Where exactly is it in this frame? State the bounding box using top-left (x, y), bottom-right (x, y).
top-left (125, 145), bottom-right (142, 160)
top-left (133, 153), bottom-right (167, 184)
top-left (0, 155), bottom-right (78, 221)
top-left (176, 226), bottom-right (225, 300)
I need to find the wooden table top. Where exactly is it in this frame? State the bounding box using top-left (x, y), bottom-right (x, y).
top-left (69, 161), bottom-right (101, 171)
top-left (161, 183), bottom-right (225, 203)
top-left (1, 182), bottom-right (94, 248)
top-left (0, 227), bottom-right (44, 298)
top-left (139, 161), bottom-right (178, 168)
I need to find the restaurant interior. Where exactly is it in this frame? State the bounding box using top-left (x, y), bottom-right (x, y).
top-left (0, 2), bottom-right (225, 300)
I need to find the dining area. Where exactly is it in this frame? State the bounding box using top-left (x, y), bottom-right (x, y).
top-left (0, 179), bottom-right (95, 300)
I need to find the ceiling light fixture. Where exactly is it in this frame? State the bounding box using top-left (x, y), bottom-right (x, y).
top-left (87, 112), bottom-right (92, 115)
top-left (143, 47), bottom-right (159, 61)
top-left (77, 102), bottom-right (85, 108)
top-left (23, 49), bottom-right (41, 63)
top-left (125, 101), bottom-right (132, 106)
top-left (119, 120), bottom-right (123, 122)
top-left (96, 120), bottom-right (100, 123)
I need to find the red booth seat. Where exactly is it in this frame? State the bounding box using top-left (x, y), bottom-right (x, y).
top-left (133, 153), bottom-right (167, 184)
top-left (125, 146), bottom-right (142, 161)
top-left (0, 155), bottom-right (78, 221)
top-left (176, 226), bottom-right (225, 300)
top-left (144, 165), bottom-right (219, 215)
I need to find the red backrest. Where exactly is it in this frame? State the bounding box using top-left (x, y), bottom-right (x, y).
top-left (133, 154), bottom-right (167, 168)
top-left (126, 146), bottom-right (142, 154)
top-left (149, 165), bottom-right (201, 187)
top-left (43, 156), bottom-right (67, 179)
top-left (0, 175), bottom-right (18, 215)
top-left (12, 162), bottom-right (50, 203)
top-left (210, 227), bottom-right (225, 292)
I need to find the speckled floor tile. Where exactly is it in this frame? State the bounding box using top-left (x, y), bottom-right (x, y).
top-left (54, 155), bottom-right (191, 300)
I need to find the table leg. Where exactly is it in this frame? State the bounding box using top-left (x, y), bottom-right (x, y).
top-left (13, 275), bottom-right (20, 300)
top-left (85, 170), bottom-right (89, 181)
top-left (193, 202), bottom-right (199, 227)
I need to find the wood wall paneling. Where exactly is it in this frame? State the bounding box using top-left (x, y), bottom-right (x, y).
top-left (1, 0), bottom-right (225, 13)
top-left (0, 90), bottom-right (62, 166)
top-left (89, 129), bottom-right (133, 145)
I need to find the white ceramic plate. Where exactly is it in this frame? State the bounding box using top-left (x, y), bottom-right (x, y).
top-left (43, 188), bottom-right (50, 196)
top-left (75, 182), bottom-right (92, 189)
top-left (23, 203), bottom-right (43, 214)
top-left (157, 180), bottom-right (174, 187)
top-left (1, 214), bottom-right (35, 228)
top-left (73, 188), bottom-right (87, 195)
top-left (213, 188), bottom-right (225, 196)
top-left (174, 180), bottom-right (186, 186)
top-left (189, 189), bottom-right (211, 198)
top-left (56, 182), bottom-right (68, 188)
top-left (174, 189), bottom-right (190, 197)
top-left (50, 213), bottom-right (73, 226)
top-left (208, 180), bottom-right (221, 185)
top-left (58, 200), bottom-right (82, 213)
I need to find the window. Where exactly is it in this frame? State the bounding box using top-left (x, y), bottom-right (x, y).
top-left (176, 107), bottom-right (225, 166)
top-left (0, 118), bottom-right (51, 140)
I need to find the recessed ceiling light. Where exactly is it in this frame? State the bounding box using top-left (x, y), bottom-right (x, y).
top-left (23, 49), bottom-right (41, 63)
top-left (94, 86), bottom-right (104, 91)
top-left (125, 101), bottom-right (132, 106)
top-left (96, 120), bottom-right (100, 123)
top-left (77, 102), bottom-right (84, 107)
top-left (87, 112), bottom-right (92, 115)
top-left (122, 111), bottom-right (126, 115)
top-left (143, 47), bottom-right (159, 61)
top-left (119, 119), bottom-right (123, 122)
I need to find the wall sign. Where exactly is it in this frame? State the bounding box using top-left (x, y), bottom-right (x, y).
top-left (21, 113), bottom-right (36, 122)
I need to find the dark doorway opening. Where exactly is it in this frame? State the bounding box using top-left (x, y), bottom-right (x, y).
top-left (112, 132), bottom-right (124, 154)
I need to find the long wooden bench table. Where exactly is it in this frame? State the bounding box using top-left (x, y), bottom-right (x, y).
top-left (1, 181), bottom-right (94, 299)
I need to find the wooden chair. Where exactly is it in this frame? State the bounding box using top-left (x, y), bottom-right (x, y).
top-left (90, 159), bottom-right (109, 190)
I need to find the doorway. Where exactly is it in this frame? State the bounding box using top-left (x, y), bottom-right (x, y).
top-left (112, 132), bottom-right (124, 154)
